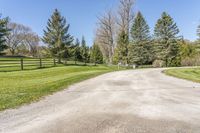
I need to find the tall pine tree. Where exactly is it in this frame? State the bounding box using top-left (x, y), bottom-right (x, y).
top-left (80, 37), bottom-right (89, 65)
top-left (73, 38), bottom-right (81, 64)
top-left (129, 12), bottom-right (152, 65)
top-left (0, 16), bottom-right (9, 55)
top-left (42, 9), bottom-right (73, 63)
top-left (154, 12), bottom-right (180, 67)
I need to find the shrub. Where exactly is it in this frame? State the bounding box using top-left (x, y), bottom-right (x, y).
top-left (181, 55), bottom-right (200, 66)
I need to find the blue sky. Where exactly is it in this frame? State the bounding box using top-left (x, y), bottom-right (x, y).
top-left (0, 0), bottom-right (200, 45)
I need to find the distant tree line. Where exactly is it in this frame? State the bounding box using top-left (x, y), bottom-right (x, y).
top-left (42, 9), bottom-right (103, 64)
top-left (1, 1), bottom-right (200, 67)
top-left (0, 10), bottom-right (103, 65)
top-left (95, 0), bottom-right (200, 67)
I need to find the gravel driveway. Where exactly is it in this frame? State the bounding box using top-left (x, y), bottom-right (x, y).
top-left (1, 68), bottom-right (200, 133)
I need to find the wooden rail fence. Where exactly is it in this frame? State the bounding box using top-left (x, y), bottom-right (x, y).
top-left (0, 57), bottom-right (57, 71)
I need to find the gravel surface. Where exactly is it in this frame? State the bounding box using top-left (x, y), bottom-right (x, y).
top-left (1, 68), bottom-right (200, 133)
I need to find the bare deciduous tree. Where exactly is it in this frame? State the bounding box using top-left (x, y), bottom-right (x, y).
top-left (25, 33), bottom-right (40, 57)
top-left (115, 0), bottom-right (135, 64)
top-left (6, 23), bottom-right (30, 55)
top-left (95, 11), bottom-right (116, 64)
top-left (117, 0), bottom-right (135, 35)
top-left (6, 22), bottom-right (40, 57)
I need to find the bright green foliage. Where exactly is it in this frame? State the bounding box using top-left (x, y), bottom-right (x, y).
top-left (73, 38), bottom-right (82, 64)
top-left (194, 43), bottom-right (200, 53)
top-left (80, 37), bottom-right (89, 64)
top-left (154, 12), bottom-right (180, 67)
top-left (129, 12), bottom-right (153, 65)
top-left (115, 30), bottom-right (129, 64)
top-left (179, 40), bottom-right (195, 58)
top-left (178, 40), bottom-right (200, 66)
top-left (90, 43), bottom-right (103, 65)
top-left (42, 9), bottom-right (73, 63)
top-left (0, 16), bottom-right (9, 55)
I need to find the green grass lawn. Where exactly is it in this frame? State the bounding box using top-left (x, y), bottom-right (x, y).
top-left (164, 67), bottom-right (200, 83)
top-left (0, 65), bottom-right (120, 111)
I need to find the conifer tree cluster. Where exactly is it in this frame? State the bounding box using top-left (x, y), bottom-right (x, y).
top-left (2, 5), bottom-right (200, 67)
top-left (42, 9), bottom-right (103, 65)
top-left (115, 11), bottom-right (181, 67)
top-left (95, 0), bottom-right (182, 67)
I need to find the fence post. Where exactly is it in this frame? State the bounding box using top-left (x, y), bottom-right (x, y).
top-left (39, 58), bottom-right (42, 68)
top-left (53, 59), bottom-right (56, 66)
top-left (20, 58), bottom-right (23, 70)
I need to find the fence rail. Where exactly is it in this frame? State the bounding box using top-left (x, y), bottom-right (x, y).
top-left (0, 57), bottom-right (57, 72)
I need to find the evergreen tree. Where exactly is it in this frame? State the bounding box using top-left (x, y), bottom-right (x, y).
top-left (91, 43), bottom-right (103, 65)
top-left (197, 24), bottom-right (200, 42)
top-left (154, 12), bottom-right (180, 66)
top-left (115, 30), bottom-right (129, 64)
top-left (42, 9), bottom-right (73, 63)
top-left (80, 37), bottom-right (89, 65)
top-left (129, 12), bottom-right (152, 65)
top-left (73, 38), bottom-right (81, 64)
top-left (0, 16), bottom-right (9, 55)
top-left (88, 47), bottom-right (92, 63)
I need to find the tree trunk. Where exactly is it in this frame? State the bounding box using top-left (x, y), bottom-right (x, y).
top-left (64, 59), bottom-right (67, 65)
top-left (10, 49), bottom-right (15, 55)
top-left (75, 58), bottom-right (77, 65)
top-left (165, 58), bottom-right (168, 67)
top-left (58, 52), bottom-right (62, 64)
top-left (58, 57), bottom-right (62, 64)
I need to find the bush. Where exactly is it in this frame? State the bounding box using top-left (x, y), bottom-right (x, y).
top-left (153, 60), bottom-right (166, 68)
top-left (181, 55), bottom-right (200, 66)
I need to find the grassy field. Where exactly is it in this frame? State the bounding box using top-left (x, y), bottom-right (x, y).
top-left (165, 67), bottom-right (200, 83)
top-left (0, 65), bottom-right (120, 111)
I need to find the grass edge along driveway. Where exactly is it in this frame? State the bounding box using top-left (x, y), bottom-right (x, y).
top-left (164, 67), bottom-right (200, 83)
top-left (0, 65), bottom-right (120, 111)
